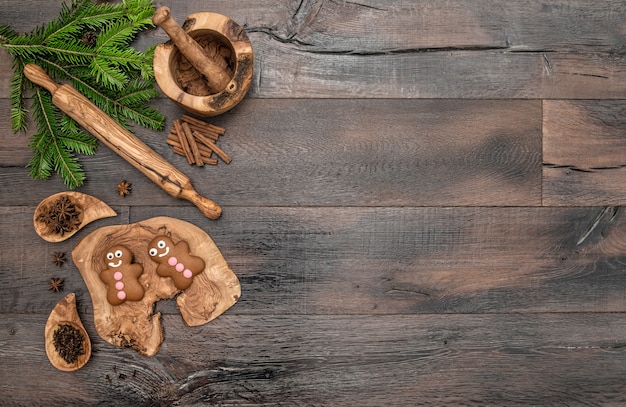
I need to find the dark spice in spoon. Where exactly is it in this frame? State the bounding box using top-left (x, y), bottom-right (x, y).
top-left (53, 323), bottom-right (85, 364)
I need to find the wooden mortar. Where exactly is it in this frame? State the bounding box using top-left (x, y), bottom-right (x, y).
top-left (153, 9), bottom-right (254, 117)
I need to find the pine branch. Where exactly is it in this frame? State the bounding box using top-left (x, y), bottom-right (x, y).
top-left (10, 58), bottom-right (28, 132)
top-left (41, 57), bottom-right (164, 130)
top-left (0, 0), bottom-right (164, 189)
top-left (28, 88), bottom-right (88, 188)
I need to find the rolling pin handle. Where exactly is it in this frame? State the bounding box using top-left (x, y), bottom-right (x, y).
top-left (179, 187), bottom-right (222, 220)
top-left (23, 64), bottom-right (60, 94)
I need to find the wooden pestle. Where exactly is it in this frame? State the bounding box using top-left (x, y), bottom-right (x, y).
top-left (152, 6), bottom-right (231, 93)
top-left (23, 64), bottom-right (222, 220)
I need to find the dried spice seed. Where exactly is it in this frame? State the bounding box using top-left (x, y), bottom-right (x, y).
top-left (115, 180), bottom-right (132, 197)
top-left (52, 251), bottom-right (67, 267)
top-left (48, 278), bottom-right (64, 292)
top-left (53, 323), bottom-right (85, 364)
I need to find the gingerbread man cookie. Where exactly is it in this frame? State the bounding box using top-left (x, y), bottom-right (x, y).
top-left (148, 235), bottom-right (205, 290)
top-left (99, 245), bottom-right (145, 306)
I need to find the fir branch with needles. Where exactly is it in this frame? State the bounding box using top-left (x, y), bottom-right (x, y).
top-left (0, 0), bottom-right (165, 189)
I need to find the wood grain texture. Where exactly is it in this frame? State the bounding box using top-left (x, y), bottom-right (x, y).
top-left (161, 0), bottom-right (626, 99)
top-left (2, 313), bottom-right (626, 406)
top-left (543, 100), bottom-right (626, 206)
top-left (0, 98), bottom-right (542, 207)
top-left (1, 0), bottom-right (626, 405)
top-left (3, 205), bottom-right (626, 316)
top-left (1, 1), bottom-right (626, 99)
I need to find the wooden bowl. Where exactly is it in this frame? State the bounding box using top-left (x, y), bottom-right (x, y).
top-left (153, 12), bottom-right (254, 117)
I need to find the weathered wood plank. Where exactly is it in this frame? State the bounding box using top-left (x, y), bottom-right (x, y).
top-left (249, 41), bottom-right (626, 99)
top-left (2, 313), bottom-right (626, 406)
top-left (3, 205), bottom-right (626, 315)
top-left (4, 0), bottom-right (626, 53)
top-left (238, 0), bottom-right (626, 99)
top-left (134, 205), bottom-right (626, 315)
top-left (1, 1), bottom-right (625, 99)
top-left (543, 100), bottom-right (626, 206)
top-left (544, 166), bottom-right (626, 206)
top-left (0, 98), bottom-right (542, 207)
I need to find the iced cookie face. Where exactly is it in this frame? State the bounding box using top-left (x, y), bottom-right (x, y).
top-left (105, 245), bottom-right (132, 268)
top-left (148, 237), bottom-right (171, 260)
top-left (148, 235), bottom-right (205, 290)
top-left (99, 244), bottom-right (145, 306)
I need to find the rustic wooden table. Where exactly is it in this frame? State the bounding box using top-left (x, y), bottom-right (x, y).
top-left (2, 1), bottom-right (626, 405)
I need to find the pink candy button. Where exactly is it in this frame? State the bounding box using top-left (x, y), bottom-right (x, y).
top-left (115, 281), bottom-right (124, 290)
top-left (113, 271), bottom-right (123, 281)
top-left (168, 256), bottom-right (178, 267)
top-left (117, 291), bottom-right (126, 300)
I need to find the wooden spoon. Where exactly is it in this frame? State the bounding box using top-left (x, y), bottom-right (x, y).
top-left (45, 293), bottom-right (92, 371)
top-left (33, 191), bottom-right (116, 242)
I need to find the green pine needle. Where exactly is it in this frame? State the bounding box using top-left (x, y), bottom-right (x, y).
top-left (9, 59), bottom-right (28, 132)
top-left (1, 0), bottom-right (164, 189)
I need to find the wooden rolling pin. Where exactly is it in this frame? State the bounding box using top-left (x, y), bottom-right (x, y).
top-left (23, 64), bottom-right (222, 220)
top-left (152, 6), bottom-right (231, 93)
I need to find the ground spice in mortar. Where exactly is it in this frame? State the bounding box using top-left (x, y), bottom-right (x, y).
top-left (53, 323), bottom-right (85, 364)
top-left (175, 35), bottom-right (234, 95)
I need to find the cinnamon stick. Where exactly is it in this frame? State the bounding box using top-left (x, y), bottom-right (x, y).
top-left (193, 130), bottom-right (232, 164)
top-left (171, 124), bottom-right (219, 142)
top-left (172, 146), bottom-right (218, 165)
top-left (187, 123), bottom-right (220, 141)
top-left (182, 122), bottom-right (203, 166)
top-left (172, 120), bottom-right (194, 164)
top-left (167, 135), bottom-right (217, 164)
top-left (182, 114), bottom-right (226, 135)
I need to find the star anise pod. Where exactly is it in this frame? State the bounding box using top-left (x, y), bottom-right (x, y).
top-left (55, 195), bottom-right (70, 211)
top-left (52, 251), bottom-right (67, 267)
top-left (37, 209), bottom-right (54, 226)
top-left (65, 216), bottom-right (82, 232)
top-left (48, 278), bottom-right (64, 293)
top-left (51, 220), bottom-right (66, 236)
top-left (38, 195), bottom-right (82, 236)
top-left (115, 180), bottom-right (132, 197)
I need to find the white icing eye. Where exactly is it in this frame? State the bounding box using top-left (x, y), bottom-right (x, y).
top-left (149, 248), bottom-right (157, 257)
top-left (158, 240), bottom-right (166, 249)
top-left (107, 252), bottom-right (114, 260)
top-left (115, 250), bottom-right (123, 258)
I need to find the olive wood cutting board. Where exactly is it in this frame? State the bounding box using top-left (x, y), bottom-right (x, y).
top-left (72, 216), bottom-right (240, 356)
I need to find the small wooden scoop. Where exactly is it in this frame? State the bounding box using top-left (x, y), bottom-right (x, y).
top-left (153, 6), bottom-right (232, 93)
top-left (33, 191), bottom-right (116, 242)
top-left (45, 293), bottom-right (92, 371)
